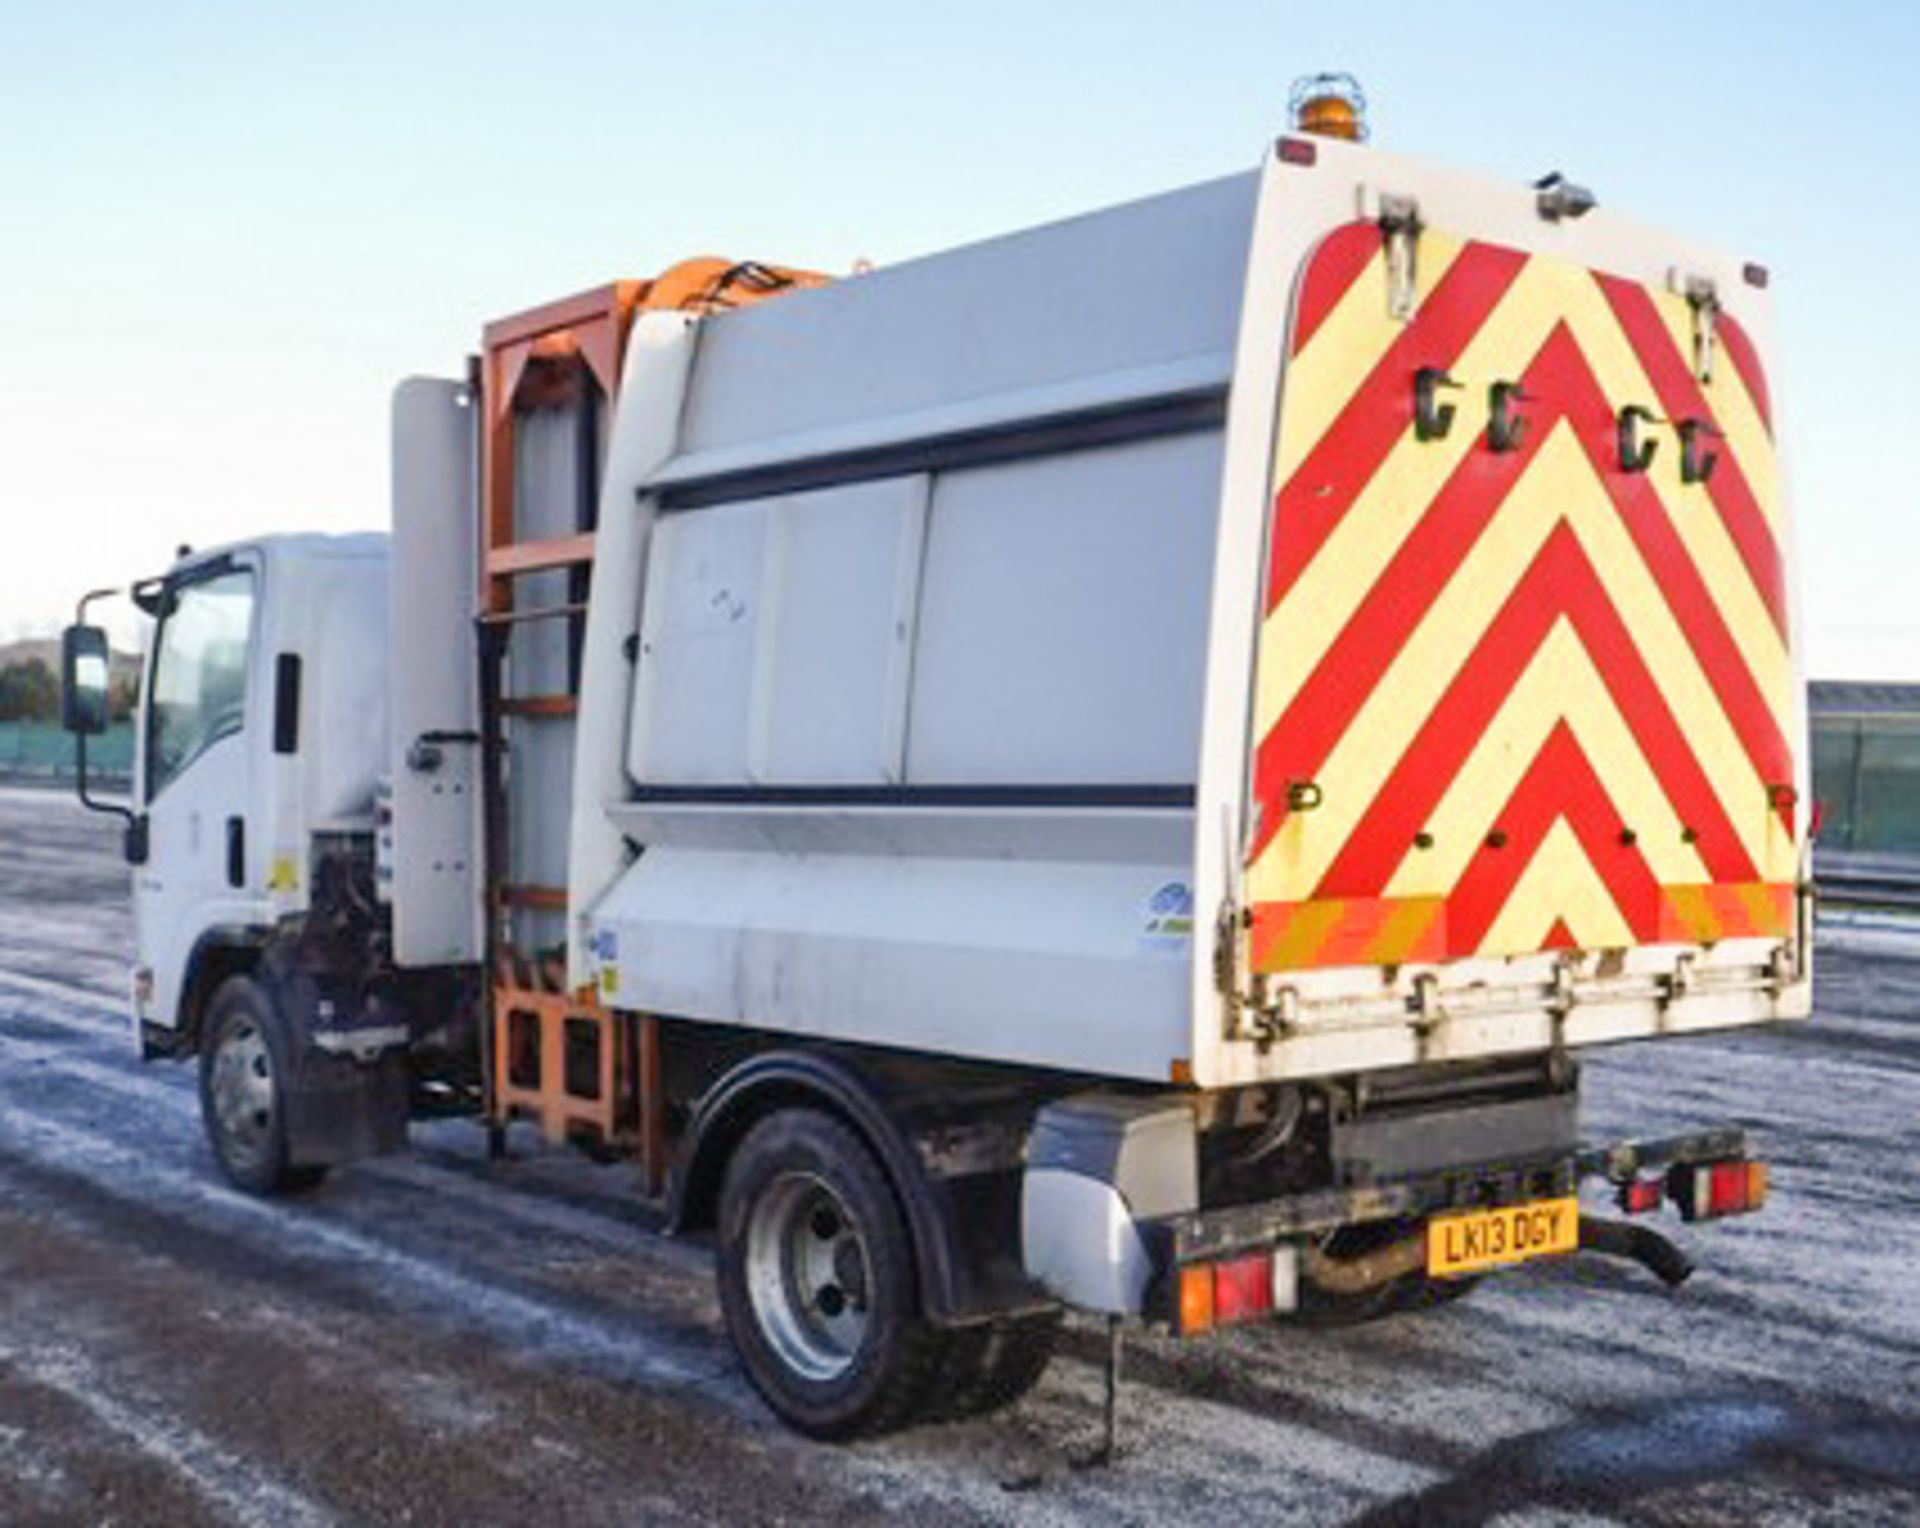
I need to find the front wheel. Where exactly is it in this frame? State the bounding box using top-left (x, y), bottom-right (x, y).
top-left (198, 975), bottom-right (326, 1196)
top-left (716, 1109), bottom-right (946, 1438)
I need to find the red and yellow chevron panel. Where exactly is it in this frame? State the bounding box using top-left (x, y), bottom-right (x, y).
top-left (1248, 223), bottom-right (1796, 974)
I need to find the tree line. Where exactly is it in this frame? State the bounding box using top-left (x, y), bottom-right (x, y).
top-left (0, 657), bottom-right (136, 724)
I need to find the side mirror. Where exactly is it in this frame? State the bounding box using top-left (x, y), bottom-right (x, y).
top-left (61, 624), bottom-right (112, 736)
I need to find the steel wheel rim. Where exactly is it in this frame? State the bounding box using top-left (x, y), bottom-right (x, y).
top-left (743, 1171), bottom-right (873, 1383)
top-left (210, 1016), bottom-right (275, 1170)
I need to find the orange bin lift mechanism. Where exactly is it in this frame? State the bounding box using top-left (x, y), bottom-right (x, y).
top-left (480, 257), bottom-right (826, 1183)
top-left (480, 259), bottom-right (829, 620)
top-left (1248, 222), bottom-right (1796, 974)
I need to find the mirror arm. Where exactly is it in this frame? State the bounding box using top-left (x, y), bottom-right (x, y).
top-left (71, 586), bottom-right (136, 828)
top-left (73, 728), bottom-right (135, 828)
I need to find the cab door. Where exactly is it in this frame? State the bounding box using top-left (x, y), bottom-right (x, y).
top-left (133, 555), bottom-right (267, 1035)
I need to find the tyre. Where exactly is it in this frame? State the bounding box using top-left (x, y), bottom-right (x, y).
top-left (928, 1310), bottom-right (1061, 1421)
top-left (1406, 1271), bottom-right (1482, 1311)
top-left (198, 975), bottom-right (327, 1196)
top-left (716, 1108), bottom-right (947, 1439)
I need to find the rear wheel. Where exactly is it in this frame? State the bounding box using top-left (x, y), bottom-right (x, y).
top-left (716, 1109), bottom-right (946, 1438)
top-left (930, 1310), bottom-right (1061, 1420)
top-left (198, 975), bottom-right (326, 1196)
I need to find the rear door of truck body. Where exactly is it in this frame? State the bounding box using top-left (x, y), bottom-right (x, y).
top-left (1189, 136), bottom-right (1808, 1088)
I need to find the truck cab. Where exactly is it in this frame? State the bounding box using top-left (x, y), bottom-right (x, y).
top-left (125, 535), bottom-right (390, 1056)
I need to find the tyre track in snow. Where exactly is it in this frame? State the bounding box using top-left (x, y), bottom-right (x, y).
top-left (0, 976), bottom-right (1439, 1523)
top-left (6, 789), bottom-right (1920, 1523)
top-left (0, 975), bottom-right (1909, 1521)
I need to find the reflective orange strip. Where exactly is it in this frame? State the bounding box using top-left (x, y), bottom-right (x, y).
top-left (1657, 882), bottom-right (1793, 943)
top-left (1252, 896), bottom-right (1446, 971)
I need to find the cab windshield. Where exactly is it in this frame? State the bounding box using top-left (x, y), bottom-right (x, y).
top-left (146, 567), bottom-right (255, 801)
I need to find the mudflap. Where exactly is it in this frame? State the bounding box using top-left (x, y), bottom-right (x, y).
top-left (284, 1046), bottom-right (410, 1167)
top-left (262, 951), bottom-right (413, 1169)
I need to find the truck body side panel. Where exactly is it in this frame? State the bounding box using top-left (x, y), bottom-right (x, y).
top-left (594, 428), bottom-right (1220, 1076)
top-left (654, 175), bottom-right (1255, 488)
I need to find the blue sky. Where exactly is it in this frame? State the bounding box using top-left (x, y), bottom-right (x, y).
top-left (2, 0), bottom-right (1915, 677)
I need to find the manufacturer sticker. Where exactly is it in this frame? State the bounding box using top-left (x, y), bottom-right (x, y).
top-left (1141, 880), bottom-right (1194, 952)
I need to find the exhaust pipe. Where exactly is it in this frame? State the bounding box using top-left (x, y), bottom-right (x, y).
top-left (1579, 1215), bottom-right (1693, 1287)
top-left (1301, 1230), bottom-right (1426, 1295)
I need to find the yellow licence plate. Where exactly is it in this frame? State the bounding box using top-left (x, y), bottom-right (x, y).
top-left (1427, 1196), bottom-right (1580, 1278)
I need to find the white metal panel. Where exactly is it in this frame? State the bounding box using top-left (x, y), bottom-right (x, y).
top-left (389, 378), bottom-right (483, 967)
top-left (628, 500), bottom-right (772, 784)
top-left (906, 432), bottom-right (1220, 784)
top-left (628, 476), bottom-right (930, 788)
top-left (661, 174), bottom-right (1256, 482)
top-left (586, 846), bottom-right (1193, 1080)
top-left (307, 557), bottom-right (390, 827)
top-left (748, 476), bottom-right (927, 784)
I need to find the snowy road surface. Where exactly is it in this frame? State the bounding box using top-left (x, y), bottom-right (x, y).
top-left (1, 785), bottom-right (1918, 1525)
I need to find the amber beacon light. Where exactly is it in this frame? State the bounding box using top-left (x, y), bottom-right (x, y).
top-left (1290, 72), bottom-right (1368, 141)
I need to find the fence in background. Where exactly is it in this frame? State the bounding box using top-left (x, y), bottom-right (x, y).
top-left (1812, 682), bottom-right (1920, 908)
top-left (0, 721), bottom-right (132, 789)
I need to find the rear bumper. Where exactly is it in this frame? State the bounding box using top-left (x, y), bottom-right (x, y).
top-left (1142, 1125), bottom-right (1748, 1327)
top-left (1167, 1124), bottom-right (1745, 1265)
top-left (1022, 1118), bottom-right (1748, 1327)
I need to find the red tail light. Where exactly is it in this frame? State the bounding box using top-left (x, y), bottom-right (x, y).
top-left (1618, 1176), bottom-right (1663, 1215)
top-left (1213, 1253), bottom-right (1275, 1325)
top-left (1671, 1158), bottom-right (1769, 1221)
top-left (1178, 1249), bottom-right (1297, 1334)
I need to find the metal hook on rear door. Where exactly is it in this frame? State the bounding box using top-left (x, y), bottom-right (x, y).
top-left (1617, 405), bottom-right (1659, 473)
top-left (1414, 368), bottom-right (1460, 442)
top-left (1679, 419), bottom-right (1720, 485)
top-left (1488, 382), bottom-right (1533, 453)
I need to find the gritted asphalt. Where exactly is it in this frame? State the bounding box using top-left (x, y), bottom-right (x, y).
top-left (1, 785), bottom-right (1917, 1525)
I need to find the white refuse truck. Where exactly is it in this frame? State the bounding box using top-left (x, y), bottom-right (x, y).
top-left (63, 81), bottom-right (1808, 1438)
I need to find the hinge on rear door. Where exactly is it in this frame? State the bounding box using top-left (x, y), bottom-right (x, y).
top-left (1217, 804), bottom-right (1259, 1042)
top-left (1214, 897), bottom-right (1246, 1009)
top-left (1674, 272), bottom-right (1719, 384)
top-left (1377, 194), bottom-right (1422, 321)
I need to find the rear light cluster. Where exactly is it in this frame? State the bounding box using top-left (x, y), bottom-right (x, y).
top-left (1616, 1158), bottom-right (1769, 1222)
top-left (1617, 1176), bottom-right (1664, 1215)
top-left (1673, 1158), bottom-right (1769, 1222)
top-left (1176, 1246), bottom-right (1299, 1336)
